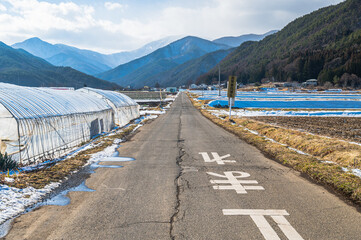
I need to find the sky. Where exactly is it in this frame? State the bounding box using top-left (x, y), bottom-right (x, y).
top-left (0, 0), bottom-right (344, 53)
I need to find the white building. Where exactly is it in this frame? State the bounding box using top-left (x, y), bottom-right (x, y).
top-left (302, 79), bottom-right (318, 87)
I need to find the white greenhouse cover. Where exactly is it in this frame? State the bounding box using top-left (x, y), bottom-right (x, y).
top-left (0, 83), bottom-right (139, 166)
top-left (78, 88), bottom-right (140, 127)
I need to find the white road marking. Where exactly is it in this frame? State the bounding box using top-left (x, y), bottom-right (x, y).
top-left (199, 152), bottom-right (236, 165)
top-left (223, 209), bottom-right (304, 240)
top-left (223, 209), bottom-right (288, 216)
top-left (251, 215), bottom-right (280, 240)
top-left (207, 171), bottom-right (264, 194)
top-left (271, 216), bottom-right (304, 240)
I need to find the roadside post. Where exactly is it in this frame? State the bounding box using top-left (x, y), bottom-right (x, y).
top-left (227, 76), bottom-right (237, 120)
top-left (218, 64), bottom-right (221, 96)
top-left (159, 88), bottom-right (163, 107)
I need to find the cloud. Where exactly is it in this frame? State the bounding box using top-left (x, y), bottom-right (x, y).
top-left (0, 0), bottom-right (95, 33)
top-left (0, 0), bottom-right (101, 48)
top-left (0, 0), bottom-right (344, 53)
top-left (104, 2), bottom-right (124, 11)
top-left (0, 4), bottom-right (6, 12)
top-left (133, 0), bottom-right (344, 40)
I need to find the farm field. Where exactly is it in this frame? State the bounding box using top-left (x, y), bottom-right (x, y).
top-left (196, 90), bottom-right (361, 109)
top-left (248, 116), bottom-right (361, 143)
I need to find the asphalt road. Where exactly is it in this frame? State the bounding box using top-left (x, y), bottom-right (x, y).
top-left (5, 93), bottom-right (361, 240)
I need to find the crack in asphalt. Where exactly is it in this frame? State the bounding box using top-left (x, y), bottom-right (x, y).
top-left (169, 104), bottom-right (185, 240)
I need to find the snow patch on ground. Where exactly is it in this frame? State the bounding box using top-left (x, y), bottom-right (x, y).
top-left (140, 110), bottom-right (166, 115)
top-left (351, 169), bottom-right (361, 178)
top-left (0, 182), bottom-right (61, 224)
top-left (0, 138), bottom-right (120, 224)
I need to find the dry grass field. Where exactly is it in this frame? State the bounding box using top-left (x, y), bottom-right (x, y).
top-left (188, 93), bottom-right (361, 205)
top-left (249, 116), bottom-right (361, 143)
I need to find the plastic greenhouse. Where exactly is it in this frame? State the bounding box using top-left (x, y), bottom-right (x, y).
top-left (0, 83), bottom-right (139, 166)
top-left (78, 87), bottom-right (139, 127)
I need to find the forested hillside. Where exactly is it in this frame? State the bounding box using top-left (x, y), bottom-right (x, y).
top-left (142, 48), bottom-right (233, 87)
top-left (198, 0), bottom-right (361, 88)
top-left (0, 42), bottom-right (120, 89)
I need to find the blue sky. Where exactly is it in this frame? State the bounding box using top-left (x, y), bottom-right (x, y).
top-left (0, 0), bottom-right (344, 53)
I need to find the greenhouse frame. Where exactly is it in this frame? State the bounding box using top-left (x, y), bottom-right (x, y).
top-left (78, 87), bottom-right (140, 127)
top-left (0, 83), bottom-right (139, 166)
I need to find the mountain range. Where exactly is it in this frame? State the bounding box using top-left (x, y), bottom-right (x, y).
top-left (199, 0), bottom-right (361, 88)
top-left (95, 36), bottom-right (232, 88)
top-left (7, 30), bottom-right (277, 89)
top-left (0, 42), bottom-right (119, 89)
top-left (142, 48), bottom-right (234, 87)
top-left (12, 36), bottom-right (181, 75)
top-left (212, 30), bottom-right (278, 47)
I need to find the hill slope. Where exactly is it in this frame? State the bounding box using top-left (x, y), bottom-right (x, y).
top-left (12, 36), bottom-right (181, 75)
top-left (0, 42), bottom-right (119, 89)
top-left (199, 0), bottom-right (361, 88)
top-left (106, 35), bottom-right (183, 66)
top-left (12, 38), bottom-right (111, 75)
top-left (96, 36), bottom-right (230, 88)
top-left (213, 30), bottom-right (278, 47)
top-left (144, 48), bottom-right (234, 87)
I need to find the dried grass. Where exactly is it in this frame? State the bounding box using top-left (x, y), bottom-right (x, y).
top-left (0, 124), bottom-right (138, 189)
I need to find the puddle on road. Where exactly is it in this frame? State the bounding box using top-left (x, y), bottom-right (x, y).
top-left (42, 154), bottom-right (136, 207)
top-left (90, 153), bottom-right (135, 168)
top-left (112, 151), bottom-right (120, 157)
top-left (70, 181), bottom-right (96, 192)
top-left (42, 192), bottom-right (71, 206)
top-left (101, 157), bottom-right (136, 162)
top-left (0, 219), bottom-right (13, 238)
top-left (103, 150), bottom-right (136, 162)
top-left (40, 181), bottom-right (95, 207)
top-left (90, 163), bottom-right (123, 168)
top-left (0, 150), bottom-right (136, 238)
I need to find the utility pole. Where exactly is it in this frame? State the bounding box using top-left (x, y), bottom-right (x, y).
top-left (218, 64), bottom-right (221, 96)
top-left (227, 76), bottom-right (237, 120)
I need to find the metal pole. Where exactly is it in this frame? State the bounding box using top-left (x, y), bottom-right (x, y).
top-left (229, 102), bottom-right (232, 120)
top-left (218, 65), bottom-right (221, 96)
top-left (159, 88), bottom-right (163, 107)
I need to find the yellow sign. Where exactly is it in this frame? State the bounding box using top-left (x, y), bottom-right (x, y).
top-left (227, 76), bottom-right (237, 98)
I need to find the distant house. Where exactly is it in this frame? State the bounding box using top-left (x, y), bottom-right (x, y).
top-left (189, 84), bottom-right (207, 90)
top-left (166, 87), bottom-right (178, 93)
top-left (189, 84), bottom-right (198, 89)
top-left (302, 79), bottom-right (318, 87)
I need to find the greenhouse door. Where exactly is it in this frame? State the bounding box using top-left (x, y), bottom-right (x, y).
top-left (90, 119), bottom-right (100, 138)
